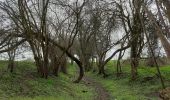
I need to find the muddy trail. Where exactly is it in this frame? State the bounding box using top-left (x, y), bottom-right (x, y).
top-left (82, 76), bottom-right (113, 100)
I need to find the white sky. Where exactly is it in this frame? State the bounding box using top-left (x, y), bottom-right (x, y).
top-left (0, 0), bottom-right (168, 61)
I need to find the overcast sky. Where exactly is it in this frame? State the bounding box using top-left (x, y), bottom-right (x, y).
top-left (0, 0), bottom-right (167, 61)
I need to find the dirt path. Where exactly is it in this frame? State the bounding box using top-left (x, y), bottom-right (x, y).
top-left (82, 76), bottom-right (112, 100)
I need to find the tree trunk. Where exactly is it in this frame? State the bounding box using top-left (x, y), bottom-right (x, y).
top-left (131, 58), bottom-right (138, 80)
top-left (8, 59), bottom-right (14, 73)
top-left (160, 0), bottom-right (170, 23)
top-left (156, 31), bottom-right (170, 58)
top-left (60, 56), bottom-right (67, 74)
top-left (116, 51), bottom-right (123, 76)
top-left (73, 60), bottom-right (84, 83)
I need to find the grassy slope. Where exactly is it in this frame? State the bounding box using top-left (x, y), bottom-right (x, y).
top-left (0, 61), bottom-right (95, 100)
top-left (1, 60), bottom-right (170, 100)
top-left (87, 61), bottom-right (170, 100)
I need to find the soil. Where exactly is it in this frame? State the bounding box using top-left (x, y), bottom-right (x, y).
top-left (82, 76), bottom-right (112, 100)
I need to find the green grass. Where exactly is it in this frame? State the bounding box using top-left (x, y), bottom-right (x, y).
top-left (0, 60), bottom-right (170, 100)
top-left (0, 61), bottom-right (95, 100)
top-left (87, 61), bottom-right (170, 100)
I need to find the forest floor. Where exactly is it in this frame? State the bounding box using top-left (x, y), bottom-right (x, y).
top-left (82, 76), bottom-right (111, 100)
top-left (0, 60), bottom-right (170, 100)
top-left (85, 61), bottom-right (170, 100)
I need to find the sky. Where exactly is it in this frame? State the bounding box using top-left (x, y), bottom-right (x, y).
top-left (0, 0), bottom-right (168, 61)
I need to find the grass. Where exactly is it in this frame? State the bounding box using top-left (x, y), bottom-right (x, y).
top-left (87, 61), bottom-right (170, 100)
top-left (0, 60), bottom-right (170, 100)
top-left (0, 61), bottom-right (95, 100)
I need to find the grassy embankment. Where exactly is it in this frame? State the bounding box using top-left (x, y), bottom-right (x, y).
top-left (0, 60), bottom-right (95, 100)
top-left (87, 60), bottom-right (170, 100)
